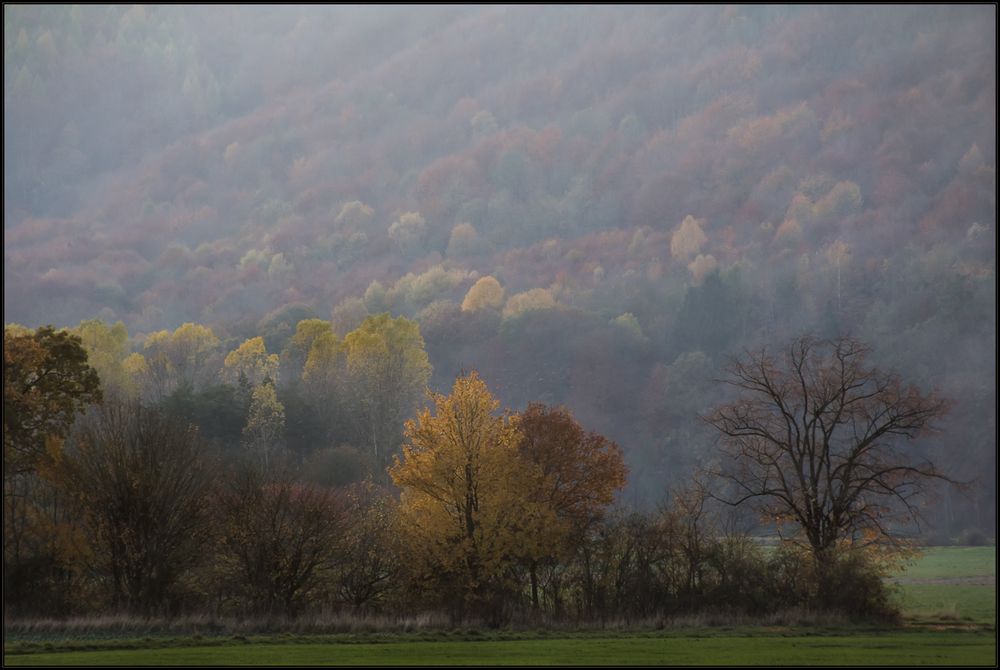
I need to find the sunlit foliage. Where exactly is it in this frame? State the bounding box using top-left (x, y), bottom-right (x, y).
top-left (223, 336), bottom-right (279, 387)
top-left (390, 372), bottom-right (551, 619)
top-left (461, 276), bottom-right (505, 312)
top-left (502, 287), bottom-right (559, 319)
top-left (343, 314), bottom-right (432, 474)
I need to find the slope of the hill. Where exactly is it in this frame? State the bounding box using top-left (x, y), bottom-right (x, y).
top-left (4, 5), bottom-right (995, 523)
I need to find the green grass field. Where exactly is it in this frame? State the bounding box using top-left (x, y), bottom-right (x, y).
top-left (893, 546), bottom-right (996, 626)
top-left (3, 631), bottom-right (996, 666)
top-left (898, 585), bottom-right (996, 626)
top-left (896, 546), bottom-right (996, 581)
top-left (5, 547), bottom-right (996, 666)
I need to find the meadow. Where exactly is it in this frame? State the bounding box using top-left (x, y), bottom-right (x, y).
top-left (893, 546), bottom-right (996, 627)
top-left (3, 631), bottom-right (994, 666)
top-left (4, 546), bottom-right (995, 666)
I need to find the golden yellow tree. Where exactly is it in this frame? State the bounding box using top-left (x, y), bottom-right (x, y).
top-left (141, 323), bottom-right (222, 393)
top-left (502, 287), bottom-right (558, 319)
top-left (169, 322), bottom-right (222, 387)
top-left (389, 372), bottom-right (551, 620)
top-left (141, 330), bottom-right (176, 400)
top-left (300, 329), bottom-right (345, 442)
top-left (223, 336), bottom-right (279, 387)
top-left (72, 319), bottom-right (130, 398)
top-left (343, 314), bottom-right (430, 475)
top-left (282, 319), bottom-right (333, 383)
top-left (121, 352), bottom-right (150, 400)
top-left (461, 276), bottom-right (505, 312)
top-left (243, 382), bottom-right (286, 471)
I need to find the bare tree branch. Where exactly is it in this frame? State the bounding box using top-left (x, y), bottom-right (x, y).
top-left (703, 334), bottom-right (953, 561)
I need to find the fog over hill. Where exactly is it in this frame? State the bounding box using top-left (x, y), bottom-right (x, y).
top-left (4, 5), bottom-right (995, 528)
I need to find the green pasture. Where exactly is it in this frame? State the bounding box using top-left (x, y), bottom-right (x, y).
top-left (896, 546), bottom-right (996, 581)
top-left (4, 631), bottom-right (995, 666)
top-left (893, 546), bottom-right (996, 625)
top-left (898, 585), bottom-right (996, 626)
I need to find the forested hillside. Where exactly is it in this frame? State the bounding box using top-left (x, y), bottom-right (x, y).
top-left (4, 5), bottom-right (995, 532)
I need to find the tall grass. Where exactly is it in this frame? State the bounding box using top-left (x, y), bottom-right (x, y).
top-left (4, 607), bottom-right (858, 644)
top-left (3, 611), bottom-right (451, 641)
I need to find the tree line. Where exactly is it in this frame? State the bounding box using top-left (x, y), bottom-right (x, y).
top-left (4, 321), bottom-right (950, 624)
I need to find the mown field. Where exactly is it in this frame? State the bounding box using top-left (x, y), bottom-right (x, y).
top-left (4, 631), bottom-right (995, 666)
top-left (893, 546), bottom-right (997, 627)
top-left (5, 547), bottom-right (996, 666)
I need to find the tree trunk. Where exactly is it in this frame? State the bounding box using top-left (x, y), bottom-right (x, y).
top-left (530, 560), bottom-right (539, 612)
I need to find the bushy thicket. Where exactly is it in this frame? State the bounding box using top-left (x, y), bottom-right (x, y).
top-left (4, 418), bottom-right (902, 625)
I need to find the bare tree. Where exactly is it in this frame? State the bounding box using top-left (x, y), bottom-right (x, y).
top-left (705, 334), bottom-right (951, 564)
top-left (214, 466), bottom-right (346, 616)
top-left (333, 480), bottom-right (400, 612)
top-left (64, 402), bottom-right (211, 614)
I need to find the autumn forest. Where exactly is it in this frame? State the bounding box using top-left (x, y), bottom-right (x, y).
top-left (3, 5), bottom-right (996, 624)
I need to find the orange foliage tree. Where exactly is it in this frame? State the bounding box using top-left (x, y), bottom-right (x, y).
top-left (516, 403), bottom-right (627, 610)
top-left (390, 373), bottom-right (628, 621)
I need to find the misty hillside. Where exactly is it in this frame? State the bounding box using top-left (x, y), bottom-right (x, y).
top-left (3, 5), bottom-right (995, 524)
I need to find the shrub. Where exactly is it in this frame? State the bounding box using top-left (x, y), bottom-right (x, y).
top-left (768, 543), bottom-right (900, 621)
top-left (957, 528), bottom-right (990, 547)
